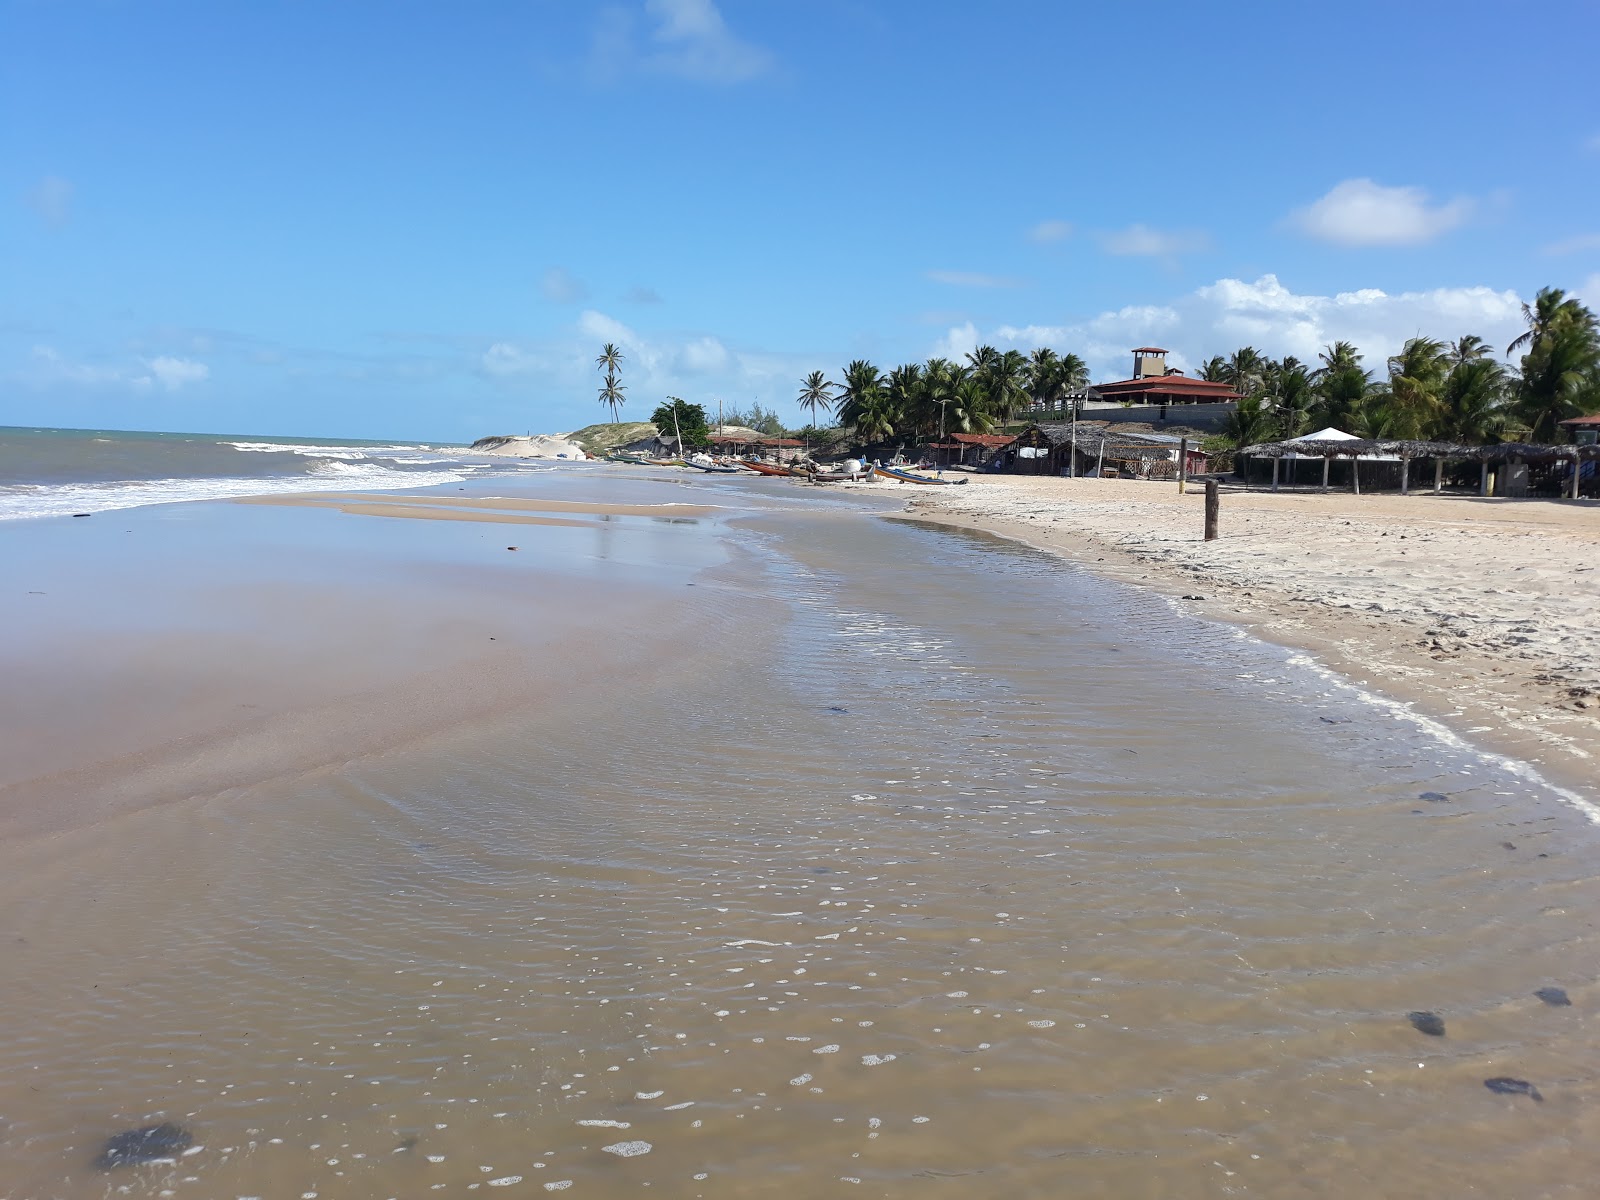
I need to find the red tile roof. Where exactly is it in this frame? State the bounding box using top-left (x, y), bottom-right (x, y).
top-left (1094, 376), bottom-right (1242, 400)
top-left (1131, 346), bottom-right (1168, 354)
top-left (1558, 414), bottom-right (1600, 427)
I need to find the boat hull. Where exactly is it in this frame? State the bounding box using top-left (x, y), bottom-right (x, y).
top-left (872, 465), bottom-right (968, 485)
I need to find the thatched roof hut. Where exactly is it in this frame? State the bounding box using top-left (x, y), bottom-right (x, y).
top-left (1237, 435), bottom-right (1598, 498)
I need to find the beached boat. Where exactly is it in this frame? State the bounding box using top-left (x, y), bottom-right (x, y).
top-left (872, 464), bottom-right (968, 485)
top-left (738, 459), bottom-right (802, 477)
top-left (684, 455), bottom-right (744, 473)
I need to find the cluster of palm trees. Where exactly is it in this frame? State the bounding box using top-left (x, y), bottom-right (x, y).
top-left (796, 347), bottom-right (1091, 444)
top-left (1208, 287), bottom-right (1599, 448)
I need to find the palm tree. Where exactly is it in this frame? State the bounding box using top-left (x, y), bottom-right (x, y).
top-left (835, 360), bottom-right (886, 430)
top-left (1513, 297), bottom-right (1600, 440)
top-left (1060, 352), bottom-right (1090, 392)
top-left (596, 342), bottom-right (625, 425)
top-left (977, 349), bottom-right (1030, 423)
top-left (1199, 355), bottom-right (1228, 383)
top-left (1506, 287), bottom-right (1585, 356)
top-left (1273, 365), bottom-right (1316, 439)
top-left (599, 371), bottom-right (626, 425)
top-left (1026, 347), bottom-right (1061, 412)
top-left (1219, 395), bottom-right (1274, 448)
top-left (1380, 337), bottom-right (1449, 439)
top-left (1439, 356), bottom-right (1510, 443)
top-left (1448, 335), bottom-right (1494, 366)
top-left (797, 370), bottom-right (838, 430)
top-left (1223, 346), bottom-right (1264, 396)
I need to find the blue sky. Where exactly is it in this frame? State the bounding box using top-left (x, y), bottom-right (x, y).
top-left (4, 0), bottom-right (1599, 441)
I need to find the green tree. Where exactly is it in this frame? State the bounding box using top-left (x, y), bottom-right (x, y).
top-left (1199, 355), bottom-right (1228, 383)
top-left (1219, 395), bottom-right (1274, 447)
top-left (1223, 346), bottom-right (1265, 397)
top-left (650, 398), bottom-right (710, 449)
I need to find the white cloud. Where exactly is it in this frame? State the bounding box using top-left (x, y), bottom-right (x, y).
top-left (578, 309), bottom-right (639, 347)
top-left (1096, 224), bottom-right (1209, 260)
top-left (1028, 219), bottom-right (1073, 244)
top-left (144, 355), bottom-right (209, 390)
top-left (932, 322), bottom-right (980, 361)
top-left (937, 274), bottom-right (1526, 383)
top-left (589, 0), bottom-right (772, 85)
top-left (26, 175), bottom-right (73, 229)
top-left (21, 345), bottom-right (209, 391)
top-left (926, 269), bottom-right (1024, 288)
top-left (1289, 179), bottom-right (1474, 247)
top-left (677, 335), bottom-right (730, 373)
top-left (541, 266), bottom-right (589, 303)
top-left (1543, 233), bottom-right (1600, 256)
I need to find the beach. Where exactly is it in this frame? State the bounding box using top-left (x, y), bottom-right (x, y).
top-left (4, 464), bottom-right (1600, 1198)
top-left (899, 475), bottom-right (1600, 800)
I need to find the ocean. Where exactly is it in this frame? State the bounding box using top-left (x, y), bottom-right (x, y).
top-left (0, 425), bottom-right (542, 520)
top-left (1, 458), bottom-right (1598, 1198)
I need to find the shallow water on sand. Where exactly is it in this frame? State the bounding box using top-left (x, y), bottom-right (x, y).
top-left (3, 474), bottom-right (1599, 1198)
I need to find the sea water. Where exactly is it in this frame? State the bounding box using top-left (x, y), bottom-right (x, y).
top-left (1, 466), bottom-right (1597, 1198)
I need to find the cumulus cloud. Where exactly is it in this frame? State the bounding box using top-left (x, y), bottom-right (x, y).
top-left (589, 0), bottom-right (772, 84)
top-left (677, 335), bottom-right (730, 373)
top-left (1028, 219), bottom-right (1073, 244)
top-left (27, 175), bottom-right (73, 229)
top-left (937, 274), bottom-right (1526, 383)
top-left (926, 269), bottom-right (1025, 288)
top-left (1543, 233), bottom-right (1600, 256)
top-left (1289, 179), bottom-right (1474, 247)
top-left (541, 266), bottom-right (589, 303)
top-left (1096, 224), bottom-right (1210, 262)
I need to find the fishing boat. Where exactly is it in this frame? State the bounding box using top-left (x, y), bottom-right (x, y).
top-left (872, 464), bottom-right (968, 485)
top-left (809, 459), bottom-right (873, 483)
top-left (683, 454), bottom-right (744, 473)
top-left (737, 459), bottom-right (800, 477)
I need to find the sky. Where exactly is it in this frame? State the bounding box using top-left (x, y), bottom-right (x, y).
top-left (3, 0), bottom-right (1599, 442)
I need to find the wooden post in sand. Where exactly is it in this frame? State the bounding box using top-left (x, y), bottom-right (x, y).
top-left (1096, 438), bottom-right (1105, 478)
top-left (1433, 458), bottom-right (1444, 494)
top-left (1400, 453), bottom-right (1411, 496)
top-left (1571, 452), bottom-right (1582, 500)
top-left (1270, 457), bottom-right (1280, 492)
top-left (1479, 460), bottom-right (1490, 496)
top-left (1204, 478), bottom-right (1219, 540)
top-left (1352, 456), bottom-right (1361, 495)
top-left (1178, 437), bottom-right (1188, 494)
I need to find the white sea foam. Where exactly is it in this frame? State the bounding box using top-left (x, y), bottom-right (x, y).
top-left (0, 464), bottom-right (486, 521)
top-left (601, 1140), bottom-right (652, 1157)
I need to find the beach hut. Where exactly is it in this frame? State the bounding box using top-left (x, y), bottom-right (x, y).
top-left (1005, 423), bottom-right (1181, 477)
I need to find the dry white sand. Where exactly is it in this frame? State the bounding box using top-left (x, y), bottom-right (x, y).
top-left (901, 475), bottom-right (1600, 791)
top-left (470, 434), bottom-right (589, 459)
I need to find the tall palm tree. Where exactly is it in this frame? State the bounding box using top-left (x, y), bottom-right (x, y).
top-left (978, 349), bottom-right (1030, 423)
top-left (1027, 347), bottom-right (1062, 412)
top-left (599, 372), bottom-right (626, 425)
top-left (1273, 365), bottom-right (1316, 439)
top-left (1060, 352), bottom-right (1090, 392)
top-left (1381, 337), bottom-right (1449, 439)
top-left (1219, 395), bottom-right (1273, 447)
top-left (797, 370), bottom-right (838, 429)
top-left (1199, 355), bottom-right (1228, 383)
top-left (596, 342), bottom-right (625, 425)
top-left (1223, 346), bottom-right (1265, 396)
top-left (1506, 287), bottom-right (1585, 356)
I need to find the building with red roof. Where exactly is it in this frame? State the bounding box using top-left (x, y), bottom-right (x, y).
top-left (1091, 347), bottom-right (1241, 406)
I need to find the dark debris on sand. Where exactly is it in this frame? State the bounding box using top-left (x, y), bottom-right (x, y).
top-left (1484, 1077), bottom-right (1543, 1102)
top-left (1407, 1011), bottom-right (1446, 1037)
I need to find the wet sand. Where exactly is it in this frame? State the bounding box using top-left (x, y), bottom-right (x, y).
top-left (3, 468), bottom-right (1600, 1199)
top-left (901, 475), bottom-right (1600, 800)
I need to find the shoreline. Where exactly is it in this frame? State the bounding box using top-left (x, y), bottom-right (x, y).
top-left (894, 475), bottom-right (1600, 802)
